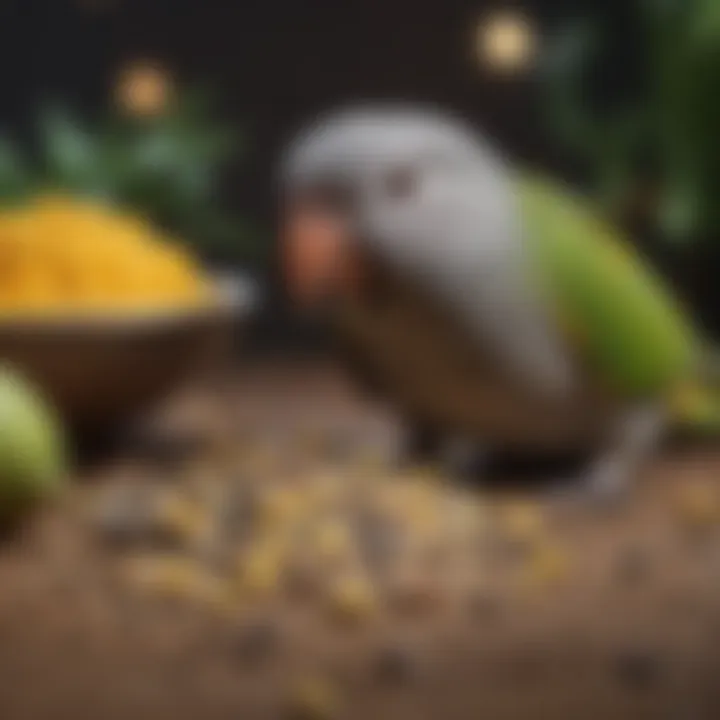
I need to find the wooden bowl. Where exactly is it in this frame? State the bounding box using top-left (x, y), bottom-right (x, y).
top-left (0, 274), bottom-right (257, 431)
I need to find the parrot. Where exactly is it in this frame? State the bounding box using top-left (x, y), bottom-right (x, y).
top-left (279, 104), bottom-right (719, 500)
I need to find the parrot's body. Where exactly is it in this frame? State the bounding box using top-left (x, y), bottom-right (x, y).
top-left (281, 106), bottom-right (718, 499)
top-left (335, 226), bottom-right (617, 451)
top-left (334, 174), bottom-right (704, 447)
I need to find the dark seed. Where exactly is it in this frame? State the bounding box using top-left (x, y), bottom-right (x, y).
top-left (373, 645), bottom-right (415, 685)
top-left (614, 650), bottom-right (660, 690)
top-left (93, 486), bottom-right (157, 549)
top-left (231, 621), bottom-right (279, 665)
top-left (94, 484), bottom-right (207, 551)
top-left (354, 510), bottom-right (400, 573)
top-left (216, 483), bottom-right (261, 543)
top-left (94, 509), bottom-right (143, 547)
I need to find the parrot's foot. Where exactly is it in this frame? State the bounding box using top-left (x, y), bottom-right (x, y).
top-left (547, 461), bottom-right (631, 511)
top-left (549, 403), bottom-right (666, 511)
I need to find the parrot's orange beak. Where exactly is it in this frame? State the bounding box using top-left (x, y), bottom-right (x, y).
top-left (281, 202), bottom-right (363, 308)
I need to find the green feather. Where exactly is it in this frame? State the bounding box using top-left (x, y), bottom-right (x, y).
top-left (516, 173), bottom-right (697, 399)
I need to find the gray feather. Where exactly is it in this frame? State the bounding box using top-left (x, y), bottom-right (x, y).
top-left (283, 105), bottom-right (578, 400)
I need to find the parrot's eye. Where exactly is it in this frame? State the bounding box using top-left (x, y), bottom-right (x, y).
top-left (383, 166), bottom-right (417, 201)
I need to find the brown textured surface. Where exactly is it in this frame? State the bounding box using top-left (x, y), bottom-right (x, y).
top-left (0, 362), bottom-right (720, 720)
top-left (0, 278), bottom-right (244, 429)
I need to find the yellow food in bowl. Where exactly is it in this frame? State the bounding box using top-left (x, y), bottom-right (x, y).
top-left (0, 195), bottom-right (214, 316)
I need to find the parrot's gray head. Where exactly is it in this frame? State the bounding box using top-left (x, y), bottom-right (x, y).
top-left (283, 106), bottom-right (487, 192)
top-left (279, 104), bottom-right (515, 306)
top-left (279, 104), bottom-right (578, 399)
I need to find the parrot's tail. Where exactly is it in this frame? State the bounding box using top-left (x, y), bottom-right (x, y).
top-left (670, 350), bottom-right (720, 435)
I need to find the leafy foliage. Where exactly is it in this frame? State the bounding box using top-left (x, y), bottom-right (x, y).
top-left (0, 87), bottom-right (263, 264)
top-left (539, 0), bottom-right (720, 244)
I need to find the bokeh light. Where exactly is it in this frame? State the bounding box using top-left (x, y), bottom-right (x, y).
top-left (114, 61), bottom-right (173, 117)
top-left (476, 10), bottom-right (537, 74)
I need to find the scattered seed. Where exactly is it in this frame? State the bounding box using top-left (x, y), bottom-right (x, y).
top-left (521, 543), bottom-right (569, 590)
top-left (238, 543), bottom-right (284, 598)
top-left (260, 488), bottom-right (307, 529)
top-left (312, 520), bottom-right (353, 565)
top-left (93, 486), bottom-right (154, 548)
top-left (445, 497), bottom-right (487, 542)
top-left (402, 485), bottom-right (442, 534)
top-left (328, 574), bottom-right (376, 624)
top-left (307, 473), bottom-right (344, 510)
top-left (92, 483), bottom-right (191, 549)
top-left (502, 502), bottom-right (545, 545)
top-left (155, 493), bottom-right (211, 546)
top-left (354, 509), bottom-right (400, 574)
top-left (123, 555), bottom-right (209, 603)
top-left (205, 584), bottom-right (240, 619)
top-left (675, 483), bottom-right (720, 531)
top-left (287, 676), bottom-right (339, 720)
top-left (216, 483), bottom-right (260, 543)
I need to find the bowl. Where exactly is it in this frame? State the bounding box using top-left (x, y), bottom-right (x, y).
top-left (0, 273), bottom-right (257, 431)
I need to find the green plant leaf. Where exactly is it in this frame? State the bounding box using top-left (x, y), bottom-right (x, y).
top-left (0, 136), bottom-right (32, 203)
top-left (656, 177), bottom-right (702, 243)
top-left (538, 18), bottom-right (603, 159)
top-left (37, 105), bottom-right (104, 192)
top-left (157, 198), bottom-right (267, 263)
top-left (22, 84), bottom-right (263, 263)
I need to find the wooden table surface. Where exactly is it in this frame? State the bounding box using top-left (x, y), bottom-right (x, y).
top-left (1, 361), bottom-right (720, 720)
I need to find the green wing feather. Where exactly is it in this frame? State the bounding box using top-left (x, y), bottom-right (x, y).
top-left (516, 173), bottom-right (698, 399)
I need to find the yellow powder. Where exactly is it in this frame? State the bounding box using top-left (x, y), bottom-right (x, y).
top-left (0, 195), bottom-right (213, 316)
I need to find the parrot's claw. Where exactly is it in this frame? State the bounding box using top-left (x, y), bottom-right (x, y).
top-left (546, 467), bottom-right (630, 513)
top-left (548, 403), bottom-right (665, 512)
top-left (582, 463), bottom-right (633, 507)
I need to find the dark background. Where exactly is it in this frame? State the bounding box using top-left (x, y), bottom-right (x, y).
top-left (1, 0), bottom-right (713, 352)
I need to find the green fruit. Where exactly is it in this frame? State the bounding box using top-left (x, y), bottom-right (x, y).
top-left (0, 366), bottom-right (66, 520)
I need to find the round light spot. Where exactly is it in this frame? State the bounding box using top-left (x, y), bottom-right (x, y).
top-left (476, 11), bottom-right (537, 74)
top-left (115, 61), bottom-right (173, 117)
